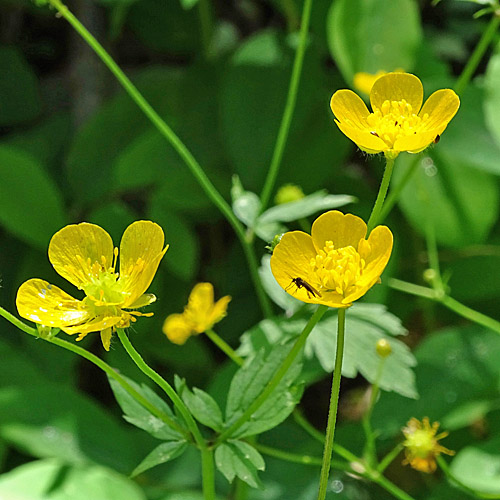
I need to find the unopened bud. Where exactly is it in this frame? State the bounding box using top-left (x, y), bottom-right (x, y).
top-left (423, 268), bottom-right (436, 283)
top-left (275, 184), bottom-right (305, 205)
top-left (265, 233), bottom-right (283, 253)
top-left (376, 338), bottom-right (392, 358)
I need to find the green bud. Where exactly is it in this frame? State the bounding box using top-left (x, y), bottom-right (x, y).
top-left (376, 338), bottom-right (392, 358)
top-left (275, 184), bottom-right (305, 205)
top-left (423, 268), bottom-right (436, 283)
top-left (265, 233), bottom-right (283, 253)
top-left (36, 324), bottom-right (60, 340)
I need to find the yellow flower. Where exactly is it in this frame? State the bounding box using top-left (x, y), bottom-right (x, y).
top-left (163, 283), bottom-right (231, 345)
top-left (330, 72), bottom-right (460, 158)
top-left (16, 221), bottom-right (167, 351)
top-left (402, 417), bottom-right (455, 473)
top-left (270, 211), bottom-right (393, 308)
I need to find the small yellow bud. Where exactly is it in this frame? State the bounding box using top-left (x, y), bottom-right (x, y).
top-left (423, 268), bottom-right (436, 283)
top-left (275, 184), bottom-right (305, 205)
top-left (376, 338), bottom-right (392, 358)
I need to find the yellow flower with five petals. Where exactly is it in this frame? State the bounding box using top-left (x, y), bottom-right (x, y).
top-left (270, 211), bottom-right (393, 308)
top-left (163, 283), bottom-right (231, 345)
top-left (402, 417), bottom-right (455, 473)
top-left (330, 72), bottom-right (460, 158)
top-left (16, 221), bottom-right (167, 351)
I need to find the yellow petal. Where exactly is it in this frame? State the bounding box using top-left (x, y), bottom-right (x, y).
top-left (418, 88), bottom-right (460, 131)
top-left (127, 293), bottom-right (157, 309)
top-left (16, 279), bottom-right (90, 327)
top-left (270, 231), bottom-right (321, 305)
top-left (186, 282), bottom-right (215, 332)
top-left (101, 327), bottom-right (112, 351)
top-left (207, 295), bottom-right (232, 329)
top-left (163, 313), bottom-right (194, 345)
top-left (334, 120), bottom-right (387, 153)
top-left (311, 211), bottom-right (367, 253)
top-left (393, 129), bottom-right (440, 154)
top-left (370, 73), bottom-right (423, 113)
top-left (49, 223), bottom-right (114, 289)
top-left (119, 221), bottom-right (167, 306)
top-left (61, 314), bottom-right (122, 335)
top-left (330, 89), bottom-right (371, 128)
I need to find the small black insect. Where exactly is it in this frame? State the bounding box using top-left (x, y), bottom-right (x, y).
top-left (434, 134), bottom-right (441, 144)
top-left (286, 277), bottom-right (322, 298)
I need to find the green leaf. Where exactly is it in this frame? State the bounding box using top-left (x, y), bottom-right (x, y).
top-left (306, 304), bottom-right (418, 399)
top-left (231, 178), bottom-right (261, 228)
top-left (215, 440), bottom-right (265, 488)
top-left (326, 0), bottom-right (422, 83)
top-left (0, 459), bottom-right (146, 500)
top-left (176, 377), bottom-right (224, 431)
top-left (393, 151), bottom-right (499, 248)
top-left (0, 145), bottom-right (67, 249)
top-left (225, 342), bottom-right (304, 438)
top-left (108, 374), bottom-right (184, 441)
top-left (0, 45), bottom-right (41, 125)
top-left (373, 325), bottom-right (500, 438)
top-left (450, 435), bottom-right (500, 495)
top-left (132, 441), bottom-right (188, 477)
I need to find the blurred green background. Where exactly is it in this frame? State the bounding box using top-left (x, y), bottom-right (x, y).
top-left (1, 0), bottom-right (500, 498)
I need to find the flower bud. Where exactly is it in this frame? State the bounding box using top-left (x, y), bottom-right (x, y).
top-left (275, 184), bottom-right (305, 205)
top-left (376, 338), bottom-right (392, 358)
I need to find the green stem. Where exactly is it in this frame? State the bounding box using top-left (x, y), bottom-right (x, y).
top-left (370, 473), bottom-right (416, 500)
top-left (378, 157), bottom-right (419, 224)
top-left (47, 0), bottom-right (272, 319)
top-left (0, 307), bottom-right (189, 440)
top-left (116, 330), bottom-right (216, 500)
top-left (215, 305), bottom-right (328, 445)
top-left (197, 0), bottom-right (213, 60)
top-left (205, 329), bottom-right (244, 366)
top-left (366, 156), bottom-right (396, 233)
top-left (317, 308), bottom-right (346, 500)
top-left (437, 456), bottom-right (500, 499)
top-left (378, 444), bottom-right (404, 474)
top-left (454, 13), bottom-right (500, 96)
top-left (259, 0), bottom-right (313, 211)
top-left (388, 278), bottom-right (500, 335)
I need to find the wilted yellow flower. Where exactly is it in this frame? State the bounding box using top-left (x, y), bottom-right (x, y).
top-left (163, 283), bottom-right (231, 345)
top-left (270, 211), bottom-right (393, 308)
top-left (402, 417), bottom-right (455, 473)
top-left (330, 72), bottom-right (459, 158)
top-left (16, 221), bottom-right (167, 351)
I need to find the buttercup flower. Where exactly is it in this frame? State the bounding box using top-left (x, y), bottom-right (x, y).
top-left (330, 72), bottom-right (460, 158)
top-left (16, 221), bottom-right (167, 351)
top-left (353, 69), bottom-right (403, 95)
top-left (163, 283), bottom-right (231, 345)
top-left (270, 211), bottom-right (393, 308)
top-left (402, 417), bottom-right (455, 473)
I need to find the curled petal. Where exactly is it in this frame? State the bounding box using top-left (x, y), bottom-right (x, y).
top-left (208, 295), bottom-right (232, 329)
top-left (370, 73), bottom-right (423, 113)
top-left (119, 221), bottom-right (168, 306)
top-left (16, 279), bottom-right (90, 327)
top-left (49, 223), bottom-right (114, 289)
top-left (311, 211), bottom-right (367, 253)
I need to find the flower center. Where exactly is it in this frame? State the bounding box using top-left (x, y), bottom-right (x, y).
top-left (405, 429), bottom-right (436, 458)
top-left (309, 241), bottom-right (365, 296)
top-left (366, 99), bottom-right (428, 148)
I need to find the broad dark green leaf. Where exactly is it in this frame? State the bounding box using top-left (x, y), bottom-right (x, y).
top-left (215, 440), bottom-right (265, 488)
top-left (0, 45), bottom-right (41, 125)
top-left (0, 459), bottom-right (146, 500)
top-left (306, 305), bottom-right (417, 398)
top-left (326, 0), bottom-right (422, 84)
top-left (108, 374), bottom-right (183, 441)
top-left (225, 342), bottom-right (304, 438)
top-left (0, 145), bottom-right (67, 249)
top-left (176, 376), bottom-right (224, 431)
top-left (373, 325), bottom-right (500, 438)
top-left (132, 441), bottom-right (188, 477)
top-left (393, 151), bottom-right (498, 248)
top-left (450, 434), bottom-right (500, 495)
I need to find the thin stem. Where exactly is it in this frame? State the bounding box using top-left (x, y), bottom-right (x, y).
top-left (197, 0), bottom-right (213, 60)
top-left (425, 210), bottom-right (445, 294)
top-left (47, 0), bottom-right (272, 319)
top-left (370, 473), bottom-right (417, 500)
top-left (367, 156), bottom-right (396, 234)
top-left (259, 0), bottom-right (313, 211)
top-left (388, 278), bottom-right (437, 299)
top-left (378, 157), bottom-right (419, 224)
top-left (201, 447), bottom-right (216, 500)
top-left (317, 308), bottom-right (346, 500)
top-left (378, 444), bottom-right (404, 474)
top-left (437, 456), bottom-right (500, 499)
top-left (0, 307), bottom-right (189, 440)
top-left (205, 329), bottom-right (244, 366)
top-left (454, 13), bottom-right (500, 96)
top-left (215, 305), bottom-right (328, 445)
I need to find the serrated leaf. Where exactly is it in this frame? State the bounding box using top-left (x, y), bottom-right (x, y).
top-left (215, 440), bottom-right (265, 488)
top-left (108, 374), bottom-right (184, 441)
top-left (306, 305), bottom-right (417, 399)
top-left (225, 342), bottom-right (303, 438)
top-left (177, 379), bottom-right (224, 431)
top-left (132, 441), bottom-right (188, 477)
